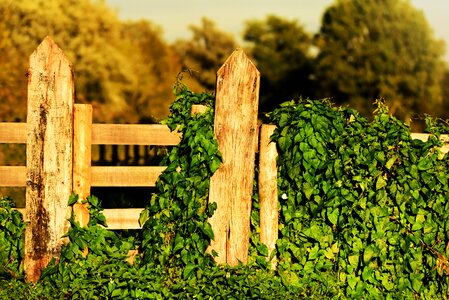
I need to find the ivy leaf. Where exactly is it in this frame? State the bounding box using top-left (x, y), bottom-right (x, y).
top-left (327, 208), bottom-right (339, 225)
top-left (256, 243), bottom-right (269, 257)
top-left (376, 176), bottom-right (387, 190)
top-left (417, 158), bottom-right (432, 171)
top-left (302, 183), bottom-right (314, 200)
top-left (411, 214), bottom-right (425, 231)
top-left (68, 194), bottom-right (79, 206)
top-left (198, 221), bottom-right (214, 240)
top-left (139, 209), bottom-right (149, 228)
top-left (173, 235), bottom-right (185, 254)
top-left (363, 246), bottom-right (376, 263)
top-left (183, 263), bottom-right (197, 279)
top-left (210, 156), bottom-right (221, 173)
top-left (385, 155), bottom-right (397, 169)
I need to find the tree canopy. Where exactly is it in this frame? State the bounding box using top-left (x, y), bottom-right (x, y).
top-left (0, 0), bottom-right (179, 122)
top-left (174, 18), bottom-right (238, 92)
top-left (314, 0), bottom-right (446, 120)
top-left (243, 15), bottom-right (315, 113)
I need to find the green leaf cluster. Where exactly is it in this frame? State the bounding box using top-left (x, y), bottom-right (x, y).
top-left (140, 83), bottom-right (220, 277)
top-left (0, 197), bottom-right (25, 280)
top-left (269, 98), bottom-right (449, 298)
top-left (4, 88), bottom-right (449, 298)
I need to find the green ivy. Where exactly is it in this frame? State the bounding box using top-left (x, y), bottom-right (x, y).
top-left (269, 98), bottom-right (449, 298)
top-left (4, 88), bottom-right (449, 298)
top-left (0, 197), bottom-right (25, 280)
top-left (139, 83), bottom-right (220, 279)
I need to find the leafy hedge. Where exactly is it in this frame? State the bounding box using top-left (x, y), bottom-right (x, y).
top-left (270, 99), bottom-right (449, 298)
top-left (1, 88), bottom-right (449, 299)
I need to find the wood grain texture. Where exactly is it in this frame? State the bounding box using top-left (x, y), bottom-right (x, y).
top-left (101, 208), bottom-right (143, 229)
top-left (0, 122), bottom-right (27, 143)
top-left (91, 166), bottom-right (166, 187)
top-left (258, 125), bottom-right (278, 269)
top-left (24, 37), bottom-right (74, 283)
top-left (208, 49), bottom-right (260, 265)
top-left (0, 166), bottom-right (26, 186)
top-left (73, 104), bottom-right (92, 229)
top-left (92, 124), bottom-right (180, 145)
top-left (16, 208), bottom-right (144, 230)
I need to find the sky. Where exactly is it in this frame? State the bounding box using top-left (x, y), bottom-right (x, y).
top-left (105, 0), bottom-right (449, 63)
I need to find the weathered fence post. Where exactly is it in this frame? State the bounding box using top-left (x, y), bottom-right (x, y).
top-left (259, 125), bottom-right (278, 269)
top-left (208, 49), bottom-right (260, 265)
top-left (24, 37), bottom-right (74, 283)
top-left (73, 104), bottom-right (92, 227)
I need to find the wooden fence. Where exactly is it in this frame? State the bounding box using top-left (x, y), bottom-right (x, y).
top-left (0, 37), bottom-right (266, 282)
top-left (1, 37), bottom-right (448, 283)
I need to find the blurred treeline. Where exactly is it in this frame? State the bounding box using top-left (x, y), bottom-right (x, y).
top-left (1, 0), bottom-right (448, 205)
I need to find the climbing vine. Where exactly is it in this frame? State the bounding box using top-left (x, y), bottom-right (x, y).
top-left (269, 98), bottom-right (449, 298)
top-left (2, 88), bottom-right (449, 298)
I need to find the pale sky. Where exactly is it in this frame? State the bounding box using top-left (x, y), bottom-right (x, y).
top-left (105, 0), bottom-right (449, 63)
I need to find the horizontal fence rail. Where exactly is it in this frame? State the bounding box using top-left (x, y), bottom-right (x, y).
top-left (0, 123), bottom-right (181, 145)
top-left (0, 166), bottom-right (167, 187)
top-left (15, 208), bottom-right (143, 230)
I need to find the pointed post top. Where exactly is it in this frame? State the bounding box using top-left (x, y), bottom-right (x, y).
top-left (217, 49), bottom-right (259, 78)
top-left (31, 36), bottom-right (72, 68)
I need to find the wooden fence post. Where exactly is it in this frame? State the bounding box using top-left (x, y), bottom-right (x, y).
top-left (259, 125), bottom-right (278, 269)
top-left (24, 37), bottom-right (74, 283)
top-left (208, 49), bottom-right (260, 266)
top-left (73, 104), bottom-right (92, 227)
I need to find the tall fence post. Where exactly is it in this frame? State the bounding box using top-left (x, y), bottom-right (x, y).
top-left (24, 37), bottom-right (74, 283)
top-left (259, 124), bottom-right (278, 269)
top-left (208, 49), bottom-right (260, 265)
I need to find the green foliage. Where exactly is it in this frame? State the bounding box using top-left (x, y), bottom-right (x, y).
top-left (139, 83), bottom-right (220, 276)
top-left (269, 98), bottom-right (449, 298)
top-left (0, 197), bottom-right (25, 280)
top-left (315, 0), bottom-right (446, 119)
top-left (3, 85), bottom-right (449, 298)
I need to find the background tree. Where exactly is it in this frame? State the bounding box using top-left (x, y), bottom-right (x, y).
top-left (175, 18), bottom-right (238, 92)
top-left (0, 0), bottom-right (179, 123)
top-left (120, 20), bottom-right (181, 122)
top-left (440, 69), bottom-right (449, 119)
top-left (0, 0), bottom-right (181, 204)
top-left (243, 15), bottom-right (315, 113)
top-left (314, 0), bottom-right (446, 121)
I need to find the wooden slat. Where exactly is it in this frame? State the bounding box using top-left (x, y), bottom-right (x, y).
top-left (91, 166), bottom-right (166, 187)
top-left (0, 123), bottom-right (27, 143)
top-left (411, 133), bottom-right (449, 153)
top-left (0, 123), bottom-right (180, 145)
top-left (411, 133), bottom-right (449, 142)
top-left (259, 125), bottom-right (278, 269)
top-left (411, 133), bottom-right (430, 142)
top-left (73, 104), bottom-right (92, 231)
top-left (0, 166), bottom-right (26, 186)
top-left (102, 208), bottom-right (143, 230)
top-left (0, 166), bottom-right (166, 187)
top-left (92, 124), bottom-right (181, 145)
top-left (16, 208), bottom-right (144, 230)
